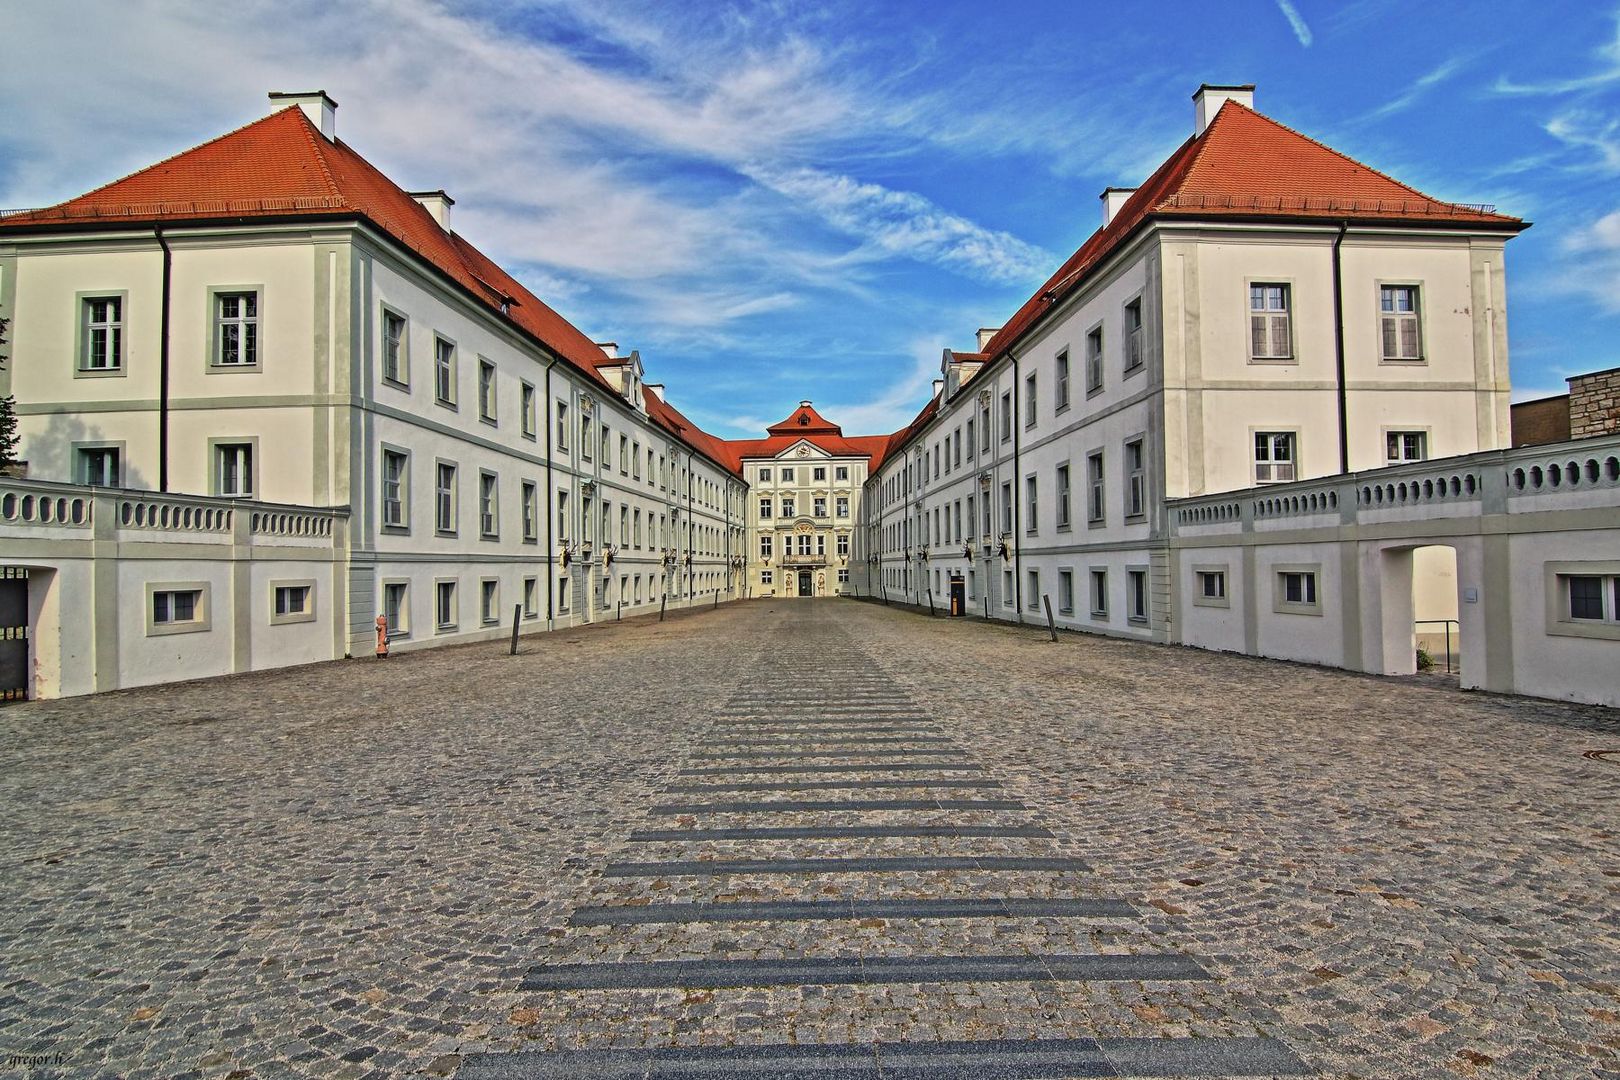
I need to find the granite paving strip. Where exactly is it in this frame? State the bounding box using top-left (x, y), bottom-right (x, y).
top-left (567, 898), bottom-right (1137, 925)
top-left (705, 724), bottom-right (945, 734)
top-left (518, 953), bottom-right (1209, 991)
top-left (627, 824), bottom-right (1055, 841)
top-left (660, 780), bottom-right (1004, 793)
top-left (677, 762), bottom-right (989, 775)
top-left (703, 736), bottom-right (958, 747)
top-left (648, 799), bottom-right (1026, 814)
top-left (456, 1037), bottom-right (1311, 1080)
top-left (598, 856), bottom-right (1094, 876)
top-left (685, 748), bottom-right (972, 760)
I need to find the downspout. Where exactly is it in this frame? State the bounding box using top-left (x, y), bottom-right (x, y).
top-left (685, 451), bottom-right (694, 603)
top-left (1331, 222), bottom-right (1350, 475)
top-left (543, 358), bottom-right (556, 627)
top-left (1010, 351), bottom-right (1023, 622)
top-left (156, 227), bottom-right (173, 491)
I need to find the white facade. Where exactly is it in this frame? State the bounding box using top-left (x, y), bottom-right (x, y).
top-left (743, 442), bottom-right (867, 599)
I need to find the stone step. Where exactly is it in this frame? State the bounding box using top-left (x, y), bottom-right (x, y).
top-left (567, 897), bottom-right (1136, 925)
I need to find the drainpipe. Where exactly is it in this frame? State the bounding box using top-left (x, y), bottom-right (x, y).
top-left (156, 228), bottom-right (173, 491)
top-left (1010, 351), bottom-right (1023, 622)
top-left (685, 450), bottom-right (694, 603)
top-left (543, 357), bottom-right (556, 628)
top-left (1331, 222), bottom-right (1350, 475)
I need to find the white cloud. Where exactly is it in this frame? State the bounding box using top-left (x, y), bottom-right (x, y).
top-left (1359, 56), bottom-right (1472, 122)
top-left (817, 336), bottom-right (946, 435)
top-left (744, 165), bottom-right (1052, 285)
top-left (1275, 0), bottom-right (1314, 46)
top-left (1544, 110), bottom-right (1620, 173)
top-left (1557, 209), bottom-right (1620, 314)
top-left (1493, 10), bottom-right (1620, 95)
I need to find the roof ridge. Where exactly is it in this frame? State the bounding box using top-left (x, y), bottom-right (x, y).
top-left (45, 107), bottom-right (311, 211)
top-left (292, 110), bottom-right (345, 202)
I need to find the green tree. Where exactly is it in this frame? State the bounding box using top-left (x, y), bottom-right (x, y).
top-left (0, 316), bottom-right (17, 472)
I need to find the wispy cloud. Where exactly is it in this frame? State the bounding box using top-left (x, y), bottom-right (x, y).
top-left (1493, 10), bottom-right (1620, 95)
top-left (1544, 110), bottom-right (1620, 173)
top-left (1559, 208), bottom-right (1620, 314)
top-left (818, 336), bottom-right (947, 434)
top-left (1275, 0), bottom-right (1314, 46)
top-left (744, 165), bottom-right (1053, 285)
top-left (1358, 56), bottom-right (1472, 122)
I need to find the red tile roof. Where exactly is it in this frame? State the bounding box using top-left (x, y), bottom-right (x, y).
top-left (0, 105), bottom-right (743, 476)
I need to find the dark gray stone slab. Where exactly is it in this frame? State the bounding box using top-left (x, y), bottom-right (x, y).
top-left (649, 799), bottom-right (1025, 814)
top-left (704, 737), bottom-right (957, 747)
top-left (568, 897), bottom-right (1135, 925)
top-left (599, 856), bottom-right (1092, 876)
top-left (518, 953), bottom-right (1206, 991)
top-left (678, 763), bottom-right (987, 775)
top-left (660, 779), bottom-right (1002, 793)
top-left (1096, 1036), bottom-right (1314, 1076)
top-left (628, 824), bottom-right (1054, 841)
top-left (875, 1039), bottom-right (1113, 1079)
top-left (686, 749), bottom-right (969, 760)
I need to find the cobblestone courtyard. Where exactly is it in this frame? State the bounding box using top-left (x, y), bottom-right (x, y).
top-left (2, 600), bottom-right (1617, 1079)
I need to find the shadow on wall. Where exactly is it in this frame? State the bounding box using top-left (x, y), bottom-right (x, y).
top-left (23, 412), bottom-right (152, 490)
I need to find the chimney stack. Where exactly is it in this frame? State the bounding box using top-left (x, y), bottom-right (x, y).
top-left (408, 190), bottom-right (454, 232)
top-left (1193, 83), bottom-right (1254, 136)
top-left (269, 90), bottom-right (337, 141)
top-left (596, 342), bottom-right (620, 358)
top-left (975, 327), bottom-right (1001, 351)
top-left (1100, 187), bottom-right (1137, 227)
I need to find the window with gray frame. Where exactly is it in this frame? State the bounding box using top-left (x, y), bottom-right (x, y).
top-left (478, 360), bottom-right (497, 423)
top-left (436, 581), bottom-right (457, 629)
top-left (1087, 452), bottom-right (1105, 524)
top-left (1386, 430), bottom-right (1427, 463)
top-left (82, 296), bottom-right (123, 371)
top-left (434, 337), bottom-right (455, 404)
top-left (78, 446), bottom-right (120, 487)
top-left (522, 481), bottom-right (538, 541)
top-left (435, 462), bottom-right (457, 533)
top-left (1380, 285), bottom-right (1422, 360)
top-left (215, 292), bottom-right (258, 366)
top-left (1255, 432), bottom-right (1296, 484)
top-left (1128, 570), bottom-right (1148, 622)
top-left (1025, 475), bottom-right (1038, 534)
top-left (1124, 298), bottom-right (1144, 371)
top-left (216, 442), bottom-right (253, 497)
top-left (481, 579), bottom-right (499, 624)
top-left (1250, 283), bottom-right (1292, 360)
top-left (1086, 326), bottom-right (1104, 393)
top-left (1090, 569), bottom-right (1108, 615)
top-left (1059, 570), bottom-right (1074, 613)
top-left (381, 449), bottom-right (408, 528)
top-left (1056, 463), bottom-right (1071, 528)
top-left (384, 582), bottom-right (407, 635)
top-left (382, 310), bottom-right (407, 384)
top-left (1125, 439), bottom-right (1146, 519)
top-left (1055, 350), bottom-right (1070, 409)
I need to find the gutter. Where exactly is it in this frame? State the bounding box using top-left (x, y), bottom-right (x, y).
top-left (1331, 221), bottom-right (1349, 475)
top-left (156, 227), bottom-right (172, 491)
top-left (1010, 351), bottom-right (1023, 622)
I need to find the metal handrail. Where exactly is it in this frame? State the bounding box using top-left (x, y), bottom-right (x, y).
top-left (1415, 619), bottom-right (1460, 674)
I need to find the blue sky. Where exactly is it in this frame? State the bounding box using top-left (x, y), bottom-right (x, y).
top-left (4, 0), bottom-right (1617, 436)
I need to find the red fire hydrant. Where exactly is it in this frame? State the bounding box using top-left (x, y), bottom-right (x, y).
top-left (375, 614), bottom-right (389, 659)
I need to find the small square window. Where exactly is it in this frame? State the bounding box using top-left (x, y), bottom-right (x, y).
top-left (271, 582), bottom-right (315, 625)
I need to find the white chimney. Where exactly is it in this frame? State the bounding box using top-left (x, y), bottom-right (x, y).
top-left (1193, 83), bottom-right (1254, 136)
top-left (643, 383), bottom-right (665, 402)
top-left (975, 327), bottom-right (1001, 351)
top-left (268, 91), bottom-right (337, 141)
top-left (1100, 187), bottom-right (1137, 227)
top-left (408, 190), bottom-right (454, 231)
top-left (595, 342), bottom-right (619, 358)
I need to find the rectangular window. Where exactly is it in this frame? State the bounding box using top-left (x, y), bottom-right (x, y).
top-left (759, 467), bottom-right (772, 482)
top-left (481, 579), bottom-right (499, 624)
top-left (1056, 463), bottom-right (1071, 528)
top-left (1125, 439), bottom-right (1146, 519)
top-left (1024, 372), bottom-right (1037, 427)
top-left (1087, 452), bottom-right (1105, 524)
top-left (556, 402), bottom-right (570, 451)
top-left (1275, 568), bottom-right (1321, 615)
top-left (582, 419), bottom-right (594, 462)
top-left (835, 466), bottom-right (849, 481)
top-left (476, 360), bottom-right (496, 423)
top-left (215, 291), bottom-right (258, 367)
top-left (521, 382), bottom-right (536, 438)
top-left (620, 436), bottom-right (630, 474)
top-left (435, 462), bottom-right (457, 534)
top-left (523, 577), bottom-right (538, 618)
top-left (1198, 570), bottom-right (1227, 600)
top-left (381, 449), bottom-right (408, 529)
top-left (1055, 350), bottom-right (1070, 409)
top-left (813, 466), bottom-right (826, 481)
top-left (600, 425), bottom-right (610, 465)
top-left (1025, 475), bottom-right (1038, 535)
top-left (813, 497), bottom-right (827, 518)
top-left (82, 296), bottom-right (123, 371)
top-left (1090, 570), bottom-right (1108, 617)
top-left (966, 418), bottom-right (976, 457)
top-left (782, 497), bottom-right (796, 517)
top-left (436, 580), bottom-right (457, 630)
top-left (781, 467), bottom-right (794, 483)
top-left (382, 310), bottom-right (407, 385)
top-left (1255, 432), bottom-right (1296, 484)
top-left (1000, 392), bottom-right (1012, 442)
top-left (1386, 430), bottom-right (1428, 464)
top-left (1058, 570), bottom-right (1074, 614)
top-left (1000, 481), bottom-right (1012, 535)
top-left (1086, 326), bottom-right (1104, 393)
top-left (981, 406), bottom-right (992, 451)
top-left (384, 582), bottom-right (407, 636)
top-left (632, 443), bottom-right (641, 480)
top-left (759, 497), bottom-right (773, 519)
top-left (836, 533), bottom-right (849, 556)
top-left (838, 568), bottom-right (850, 584)
top-left (1003, 569), bottom-right (1014, 607)
top-left (78, 446), bottom-right (121, 487)
top-left (759, 534), bottom-right (772, 558)
top-left (557, 490), bottom-right (570, 541)
top-left (153, 589), bottom-right (202, 626)
top-left (274, 584), bottom-right (311, 617)
top-left (836, 496), bottom-right (849, 518)
top-left (1027, 570), bottom-right (1040, 611)
top-left (1249, 283), bottom-right (1292, 360)
top-left (760, 569), bottom-right (773, 586)
top-left (798, 534), bottom-right (813, 556)
top-left (1124, 298), bottom-right (1144, 371)
top-left (434, 336), bottom-right (456, 404)
top-left (967, 495), bottom-right (977, 538)
top-left (1566, 575), bottom-right (1613, 622)
top-left (1128, 570), bottom-right (1148, 623)
top-left (521, 480), bottom-right (538, 542)
top-left (216, 442), bottom-right (254, 497)
top-left (1380, 285), bottom-right (1422, 361)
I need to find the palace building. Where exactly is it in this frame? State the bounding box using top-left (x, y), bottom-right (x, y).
top-left (1, 84), bottom-right (1617, 706)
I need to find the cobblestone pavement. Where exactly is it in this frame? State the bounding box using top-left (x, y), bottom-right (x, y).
top-left (1, 600), bottom-right (1616, 1079)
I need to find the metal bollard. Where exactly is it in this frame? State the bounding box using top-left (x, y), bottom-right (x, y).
top-left (1042, 595), bottom-right (1057, 642)
top-left (510, 603), bottom-right (522, 655)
